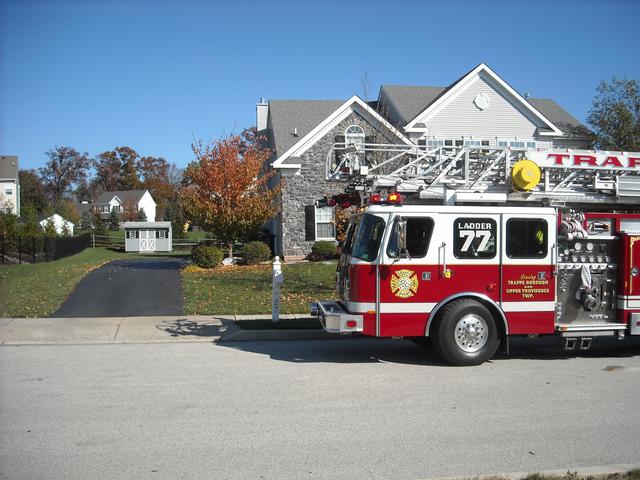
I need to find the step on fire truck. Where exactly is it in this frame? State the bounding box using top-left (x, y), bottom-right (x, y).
top-left (310, 143), bottom-right (640, 365)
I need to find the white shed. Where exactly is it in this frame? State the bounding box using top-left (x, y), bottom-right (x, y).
top-left (124, 221), bottom-right (172, 252)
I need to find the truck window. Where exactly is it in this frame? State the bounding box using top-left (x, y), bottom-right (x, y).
top-left (507, 218), bottom-right (548, 258)
top-left (341, 219), bottom-right (357, 256)
top-left (453, 217), bottom-right (497, 259)
top-left (352, 214), bottom-right (386, 262)
top-left (387, 217), bottom-right (434, 258)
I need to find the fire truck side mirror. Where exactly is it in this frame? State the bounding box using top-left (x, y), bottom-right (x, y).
top-left (397, 219), bottom-right (408, 255)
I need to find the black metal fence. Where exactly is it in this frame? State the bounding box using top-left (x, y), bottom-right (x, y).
top-left (0, 234), bottom-right (92, 265)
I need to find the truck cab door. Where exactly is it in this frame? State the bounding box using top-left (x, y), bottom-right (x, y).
top-left (500, 213), bottom-right (557, 334)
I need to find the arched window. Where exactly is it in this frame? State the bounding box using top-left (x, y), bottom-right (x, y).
top-left (345, 125), bottom-right (365, 148)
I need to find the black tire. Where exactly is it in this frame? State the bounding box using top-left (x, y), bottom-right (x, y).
top-left (410, 337), bottom-right (432, 349)
top-left (433, 299), bottom-right (499, 366)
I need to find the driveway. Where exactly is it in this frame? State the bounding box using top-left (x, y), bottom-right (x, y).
top-left (52, 258), bottom-right (186, 317)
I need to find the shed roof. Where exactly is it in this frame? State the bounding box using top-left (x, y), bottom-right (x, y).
top-left (123, 221), bottom-right (171, 229)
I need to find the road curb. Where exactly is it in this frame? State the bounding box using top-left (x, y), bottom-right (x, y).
top-left (0, 315), bottom-right (353, 345)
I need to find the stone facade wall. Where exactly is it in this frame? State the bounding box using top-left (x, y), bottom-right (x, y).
top-left (280, 111), bottom-right (400, 258)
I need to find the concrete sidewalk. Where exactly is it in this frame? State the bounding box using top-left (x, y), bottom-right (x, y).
top-left (0, 314), bottom-right (336, 345)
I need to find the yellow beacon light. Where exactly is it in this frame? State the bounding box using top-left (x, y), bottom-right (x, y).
top-left (512, 159), bottom-right (541, 191)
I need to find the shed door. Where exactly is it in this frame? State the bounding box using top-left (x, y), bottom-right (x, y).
top-left (140, 230), bottom-right (156, 251)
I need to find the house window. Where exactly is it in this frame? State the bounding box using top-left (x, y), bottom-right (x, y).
top-left (126, 230), bottom-right (139, 239)
top-left (315, 206), bottom-right (335, 240)
top-left (5, 188), bottom-right (12, 196)
top-left (464, 139), bottom-right (482, 147)
top-left (156, 230), bottom-right (167, 239)
top-left (345, 125), bottom-right (365, 149)
top-left (100, 205), bottom-right (110, 213)
top-left (420, 138), bottom-right (444, 148)
top-left (498, 139), bottom-right (536, 149)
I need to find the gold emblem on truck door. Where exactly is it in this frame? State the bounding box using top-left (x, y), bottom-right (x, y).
top-left (390, 269), bottom-right (419, 298)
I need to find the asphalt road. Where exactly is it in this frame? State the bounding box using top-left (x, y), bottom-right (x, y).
top-left (52, 258), bottom-right (185, 317)
top-left (1, 338), bottom-right (639, 480)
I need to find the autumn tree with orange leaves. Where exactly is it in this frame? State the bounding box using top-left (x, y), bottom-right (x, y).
top-left (180, 129), bottom-right (280, 259)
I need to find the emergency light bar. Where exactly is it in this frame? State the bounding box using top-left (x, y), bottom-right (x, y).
top-left (369, 192), bottom-right (403, 205)
top-left (315, 193), bottom-right (361, 209)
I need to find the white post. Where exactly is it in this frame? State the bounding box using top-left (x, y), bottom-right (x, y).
top-left (272, 256), bottom-right (284, 322)
top-left (92, 233), bottom-right (95, 248)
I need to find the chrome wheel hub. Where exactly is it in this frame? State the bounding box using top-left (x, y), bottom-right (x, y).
top-left (455, 314), bottom-right (488, 353)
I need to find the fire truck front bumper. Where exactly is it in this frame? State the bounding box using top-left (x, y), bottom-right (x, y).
top-left (310, 301), bottom-right (364, 334)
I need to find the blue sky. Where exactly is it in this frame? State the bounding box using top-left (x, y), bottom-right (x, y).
top-left (1, 0), bottom-right (639, 170)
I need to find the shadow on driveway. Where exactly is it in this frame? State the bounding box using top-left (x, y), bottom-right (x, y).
top-left (155, 317), bottom-right (236, 339)
top-left (53, 258), bottom-right (187, 317)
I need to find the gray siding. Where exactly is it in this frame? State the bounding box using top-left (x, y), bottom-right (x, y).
top-left (417, 73), bottom-right (545, 139)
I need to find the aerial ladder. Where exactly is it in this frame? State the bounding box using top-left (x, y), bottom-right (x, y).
top-left (325, 142), bottom-right (640, 208)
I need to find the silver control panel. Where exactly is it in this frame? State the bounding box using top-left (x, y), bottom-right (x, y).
top-left (556, 237), bottom-right (618, 324)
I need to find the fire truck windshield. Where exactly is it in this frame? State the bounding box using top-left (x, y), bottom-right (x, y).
top-left (351, 214), bottom-right (386, 262)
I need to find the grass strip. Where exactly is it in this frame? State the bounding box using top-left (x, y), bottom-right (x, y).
top-left (182, 261), bottom-right (337, 315)
top-left (0, 248), bottom-right (129, 317)
top-left (471, 470), bottom-right (640, 480)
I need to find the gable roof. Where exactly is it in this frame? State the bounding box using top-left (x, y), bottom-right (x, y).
top-left (379, 85), bottom-right (447, 126)
top-left (403, 63), bottom-right (563, 136)
top-left (0, 156), bottom-right (19, 180)
top-left (271, 95), bottom-right (412, 169)
top-left (380, 85), bottom-right (592, 139)
top-left (267, 100), bottom-right (345, 158)
top-left (96, 189), bottom-right (150, 204)
top-left (525, 98), bottom-right (594, 138)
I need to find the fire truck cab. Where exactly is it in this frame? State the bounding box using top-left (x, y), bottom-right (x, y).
top-left (311, 146), bottom-right (640, 365)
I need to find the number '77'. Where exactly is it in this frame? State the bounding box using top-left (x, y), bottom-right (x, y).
top-left (459, 230), bottom-right (491, 252)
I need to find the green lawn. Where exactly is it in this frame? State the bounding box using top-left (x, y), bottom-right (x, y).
top-left (0, 247), bottom-right (338, 317)
top-left (0, 248), bottom-right (130, 317)
top-left (182, 261), bottom-right (338, 315)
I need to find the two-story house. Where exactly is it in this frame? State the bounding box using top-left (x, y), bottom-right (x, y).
top-left (258, 63), bottom-right (594, 260)
top-left (0, 156), bottom-right (20, 216)
top-left (78, 189), bottom-right (157, 222)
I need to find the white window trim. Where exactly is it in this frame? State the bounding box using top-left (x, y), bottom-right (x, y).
top-left (345, 125), bottom-right (365, 149)
top-left (315, 206), bottom-right (335, 241)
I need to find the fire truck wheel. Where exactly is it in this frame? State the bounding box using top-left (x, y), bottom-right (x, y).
top-left (434, 299), bottom-right (499, 366)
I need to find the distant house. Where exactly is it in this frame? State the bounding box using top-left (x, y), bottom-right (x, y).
top-left (0, 155), bottom-right (20, 216)
top-left (77, 189), bottom-right (156, 222)
top-left (39, 213), bottom-right (75, 235)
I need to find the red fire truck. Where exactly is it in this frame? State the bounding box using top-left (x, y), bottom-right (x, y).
top-left (311, 145), bottom-right (640, 365)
